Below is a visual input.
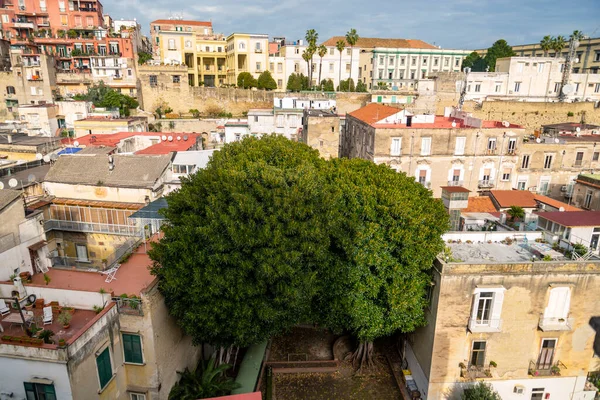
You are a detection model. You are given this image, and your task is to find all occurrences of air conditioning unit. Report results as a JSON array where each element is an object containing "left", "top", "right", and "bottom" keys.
[
  {"left": 513, "top": 386, "right": 525, "bottom": 394},
  {"left": 528, "top": 186, "right": 537, "bottom": 192}
]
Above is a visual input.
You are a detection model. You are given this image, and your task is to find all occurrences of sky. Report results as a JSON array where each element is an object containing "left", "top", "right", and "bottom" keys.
[{"left": 103, "top": 0, "right": 600, "bottom": 50}]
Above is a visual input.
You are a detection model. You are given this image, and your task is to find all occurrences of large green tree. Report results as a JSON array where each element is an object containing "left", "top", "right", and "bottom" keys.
[
  {"left": 551, "top": 35, "right": 567, "bottom": 58},
  {"left": 150, "top": 136, "right": 331, "bottom": 348},
  {"left": 73, "top": 82, "right": 138, "bottom": 117},
  {"left": 305, "top": 29, "right": 318, "bottom": 85},
  {"left": 483, "top": 39, "right": 516, "bottom": 71},
  {"left": 317, "top": 44, "right": 327, "bottom": 86},
  {"left": 461, "top": 51, "right": 488, "bottom": 72},
  {"left": 461, "top": 382, "right": 502, "bottom": 400},
  {"left": 237, "top": 72, "right": 257, "bottom": 89},
  {"left": 257, "top": 70, "right": 277, "bottom": 90},
  {"left": 315, "top": 158, "right": 448, "bottom": 369}
]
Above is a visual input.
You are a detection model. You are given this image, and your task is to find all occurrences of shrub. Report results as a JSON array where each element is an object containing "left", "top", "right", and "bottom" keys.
[
  {"left": 57, "top": 311, "right": 72, "bottom": 326},
  {"left": 189, "top": 109, "right": 200, "bottom": 118},
  {"left": 38, "top": 329, "right": 54, "bottom": 344},
  {"left": 567, "top": 111, "right": 574, "bottom": 117},
  {"left": 204, "top": 104, "right": 225, "bottom": 118}
]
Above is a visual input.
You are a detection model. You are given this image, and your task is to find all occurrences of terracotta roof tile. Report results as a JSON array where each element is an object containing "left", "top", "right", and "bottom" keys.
[
  {"left": 536, "top": 211, "right": 600, "bottom": 227},
  {"left": 348, "top": 103, "right": 400, "bottom": 125},
  {"left": 463, "top": 197, "right": 497, "bottom": 213},
  {"left": 533, "top": 194, "right": 580, "bottom": 212},
  {"left": 490, "top": 190, "right": 537, "bottom": 208},
  {"left": 320, "top": 37, "right": 437, "bottom": 49}
]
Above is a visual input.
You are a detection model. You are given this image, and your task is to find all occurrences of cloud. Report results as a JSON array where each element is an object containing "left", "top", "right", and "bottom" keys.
[{"left": 102, "top": 0, "right": 599, "bottom": 49}]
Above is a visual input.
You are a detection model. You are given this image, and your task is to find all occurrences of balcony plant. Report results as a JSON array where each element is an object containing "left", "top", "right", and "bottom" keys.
[
  {"left": 489, "top": 361, "right": 497, "bottom": 368},
  {"left": 58, "top": 338, "right": 66, "bottom": 347},
  {"left": 57, "top": 311, "right": 72, "bottom": 329},
  {"left": 551, "top": 365, "right": 561, "bottom": 376},
  {"left": 38, "top": 329, "right": 54, "bottom": 344}
]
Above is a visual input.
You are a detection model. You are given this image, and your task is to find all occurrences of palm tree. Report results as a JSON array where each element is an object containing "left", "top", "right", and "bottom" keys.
[
  {"left": 540, "top": 35, "right": 553, "bottom": 56},
  {"left": 507, "top": 205, "right": 525, "bottom": 222},
  {"left": 168, "top": 357, "right": 240, "bottom": 400},
  {"left": 305, "top": 29, "right": 318, "bottom": 86},
  {"left": 570, "top": 30, "right": 585, "bottom": 42},
  {"left": 335, "top": 39, "right": 346, "bottom": 91},
  {"left": 552, "top": 35, "right": 567, "bottom": 58},
  {"left": 317, "top": 44, "right": 327, "bottom": 89},
  {"left": 345, "top": 28, "right": 359, "bottom": 91},
  {"left": 302, "top": 48, "right": 311, "bottom": 88}
]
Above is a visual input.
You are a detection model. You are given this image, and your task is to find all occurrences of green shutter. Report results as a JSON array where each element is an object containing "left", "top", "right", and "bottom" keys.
[
  {"left": 43, "top": 383, "right": 57, "bottom": 400},
  {"left": 123, "top": 334, "right": 143, "bottom": 364},
  {"left": 96, "top": 348, "right": 112, "bottom": 389},
  {"left": 24, "top": 382, "right": 36, "bottom": 400}
]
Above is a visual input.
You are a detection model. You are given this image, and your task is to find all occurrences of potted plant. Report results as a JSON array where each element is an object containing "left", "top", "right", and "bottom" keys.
[
  {"left": 489, "top": 361, "right": 497, "bottom": 368},
  {"left": 1, "top": 335, "right": 12, "bottom": 342},
  {"left": 38, "top": 329, "right": 55, "bottom": 344},
  {"left": 58, "top": 338, "right": 66, "bottom": 347},
  {"left": 57, "top": 311, "right": 72, "bottom": 329},
  {"left": 551, "top": 365, "right": 561, "bottom": 376},
  {"left": 62, "top": 306, "right": 75, "bottom": 315},
  {"left": 31, "top": 338, "right": 44, "bottom": 346}
]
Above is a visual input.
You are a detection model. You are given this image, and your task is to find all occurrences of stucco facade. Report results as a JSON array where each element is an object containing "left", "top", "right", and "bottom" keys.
[
  {"left": 300, "top": 109, "right": 340, "bottom": 159},
  {"left": 225, "top": 33, "right": 269, "bottom": 86}
]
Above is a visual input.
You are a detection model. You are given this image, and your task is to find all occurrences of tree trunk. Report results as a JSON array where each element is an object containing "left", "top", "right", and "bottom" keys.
[
  {"left": 350, "top": 341, "right": 374, "bottom": 372},
  {"left": 338, "top": 53, "right": 342, "bottom": 91},
  {"left": 318, "top": 59, "right": 322, "bottom": 88},
  {"left": 348, "top": 47, "right": 352, "bottom": 91}
]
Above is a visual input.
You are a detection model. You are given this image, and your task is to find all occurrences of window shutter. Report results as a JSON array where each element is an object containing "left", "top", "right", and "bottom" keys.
[
  {"left": 96, "top": 348, "right": 112, "bottom": 389},
  {"left": 419, "top": 170, "right": 427, "bottom": 178},
  {"left": 544, "top": 287, "right": 571, "bottom": 319},
  {"left": 490, "top": 290, "right": 504, "bottom": 329},
  {"left": 43, "top": 384, "right": 57, "bottom": 400},
  {"left": 453, "top": 169, "right": 461, "bottom": 177},
  {"left": 123, "top": 334, "right": 143, "bottom": 364}
]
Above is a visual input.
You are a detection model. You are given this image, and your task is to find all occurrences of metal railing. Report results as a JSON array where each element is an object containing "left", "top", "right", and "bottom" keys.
[
  {"left": 447, "top": 180, "right": 464, "bottom": 187},
  {"left": 478, "top": 180, "right": 495, "bottom": 189},
  {"left": 468, "top": 318, "right": 502, "bottom": 332},
  {"left": 529, "top": 360, "right": 566, "bottom": 376},
  {"left": 538, "top": 316, "right": 574, "bottom": 331},
  {"left": 44, "top": 219, "right": 139, "bottom": 236},
  {"left": 460, "top": 365, "right": 491, "bottom": 380},
  {"left": 113, "top": 296, "right": 143, "bottom": 316}
]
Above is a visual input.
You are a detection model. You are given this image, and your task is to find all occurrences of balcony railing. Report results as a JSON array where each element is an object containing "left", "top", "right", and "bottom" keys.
[
  {"left": 468, "top": 318, "right": 502, "bottom": 333},
  {"left": 478, "top": 180, "right": 495, "bottom": 189},
  {"left": 538, "top": 315, "right": 574, "bottom": 331},
  {"left": 447, "top": 180, "right": 464, "bottom": 187},
  {"left": 44, "top": 219, "right": 139, "bottom": 236},
  {"left": 529, "top": 360, "right": 566, "bottom": 377},
  {"left": 506, "top": 149, "right": 517, "bottom": 155},
  {"left": 113, "top": 296, "right": 143, "bottom": 316},
  {"left": 460, "top": 365, "right": 491, "bottom": 380},
  {"left": 49, "top": 237, "right": 141, "bottom": 272}
]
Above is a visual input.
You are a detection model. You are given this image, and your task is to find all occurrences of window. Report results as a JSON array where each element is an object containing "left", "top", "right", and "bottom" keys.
[
  {"left": 474, "top": 83, "right": 481, "bottom": 92},
  {"left": 379, "top": 56, "right": 384, "bottom": 65},
  {"left": 514, "top": 82, "right": 521, "bottom": 92},
  {"left": 24, "top": 382, "right": 56, "bottom": 400},
  {"left": 507, "top": 138, "right": 517, "bottom": 154},
  {"left": 389, "top": 57, "right": 394, "bottom": 65},
  {"left": 6, "top": 86, "right": 15, "bottom": 95},
  {"left": 276, "top": 114, "right": 284, "bottom": 128},
  {"left": 539, "top": 178, "right": 550, "bottom": 195},
  {"left": 584, "top": 189, "right": 593, "bottom": 209},
  {"left": 390, "top": 138, "right": 402, "bottom": 156},
  {"left": 277, "top": 79, "right": 282, "bottom": 88},
  {"left": 172, "top": 75, "right": 180, "bottom": 84},
  {"left": 544, "top": 154, "right": 553, "bottom": 169},
  {"left": 277, "top": 63, "right": 283, "bottom": 73},
  {"left": 294, "top": 63, "right": 299, "bottom": 72},
  {"left": 400, "top": 57, "right": 405, "bottom": 66},
  {"left": 575, "top": 82, "right": 580, "bottom": 93},
  {"left": 130, "top": 393, "right": 146, "bottom": 400},
  {"left": 594, "top": 152, "right": 599, "bottom": 161},
  {"left": 96, "top": 347, "right": 113, "bottom": 390},
  {"left": 470, "top": 341, "right": 486, "bottom": 367},
  {"left": 346, "top": 63, "right": 350, "bottom": 73},
  {"left": 58, "top": 0, "right": 65, "bottom": 11},
  {"left": 168, "top": 39, "right": 176, "bottom": 50},
  {"left": 444, "top": 58, "right": 449, "bottom": 67},
  {"left": 455, "top": 137, "right": 466, "bottom": 156},
  {"left": 475, "top": 292, "right": 493, "bottom": 324},
  {"left": 433, "top": 58, "right": 439, "bottom": 66},
  {"left": 411, "top": 58, "right": 416, "bottom": 66},
  {"left": 537, "top": 339, "right": 557, "bottom": 370},
  {"left": 421, "top": 137, "right": 431, "bottom": 156},
  {"left": 501, "top": 168, "right": 511, "bottom": 181},
  {"left": 517, "top": 180, "right": 527, "bottom": 190},
  {"left": 596, "top": 52, "right": 600, "bottom": 62},
  {"left": 329, "top": 48, "right": 334, "bottom": 55},
  {"left": 538, "top": 63, "right": 544, "bottom": 73},
  {"left": 60, "top": 14, "right": 67, "bottom": 25},
  {"left": 76, "top": 244, "right": 88, "bottom": 262},
  {"left": 521, "top": 154, "right": 530, "bottom": 169},
  {"left": 469, "top": 288, "right": 504, "bottom": 331},
  {"left": 329, "top": 63, "right": 334, "bottom": 73},
  {"left": 410, "top": 70, "right": 415, "bottom": 79},
  {"left": 123, "top": 333, "right": 144, "bottom": 364},
  {"left": 418, "top": 169, "right": 427, "bottom": 185},
  {"left": 422, "top": 57, "right": 427, "bottom": 65},
  {"left": 517, "top": 62, "right": 524, "bottom": 73},
  {"left": 346, "top": 49, "right": 351, "bottom": 56},
  {"left": 255, "top": 42, "right": 261, "bottom": 51},
  {"left": 487, "top": 138, "right": 497, "bottom": 153},
  {"left": 495, "top": 82, "right": 502, "bottom": 92},
  {"left": 452, "top": 169, "right": 461, "bottom": 183},
  {"left": 256, "top": 62, "right": 261, "bottom": 71},
  {"left": 596, "top": 83, "right": 600, "bottom": 93},
  {"left": 149, "top": 75, "right": 157, "bottom": 87},
  {"left": 574, "top": 151, "right": 584, "bottom": 167},
  {"left": 455, "top": 59, "right": 460, "bottom": 67},
  {"left": 531, "top": 388, "right": 545, "bottom": 400},
  {"left": 238, "top": 42, "right": 245, "bottom": 50}
]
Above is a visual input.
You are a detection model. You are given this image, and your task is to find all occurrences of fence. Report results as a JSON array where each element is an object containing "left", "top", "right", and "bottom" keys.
[{"left": 50, "top": 237, "right": 141, "bottom": 271}]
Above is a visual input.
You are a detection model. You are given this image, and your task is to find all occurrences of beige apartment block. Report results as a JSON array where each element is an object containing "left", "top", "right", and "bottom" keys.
[
  {"left": 300, "top": 109, "right": 340, "bottom": 159},
  {"left": 268, "top": 55, "right": 286, "bottom": 90},
  {"left": 18, "top": 103, "right": 59, "bottom": 136},
  {"left": 10, "top": 50, "right": 57, "bottom": 105},
  {"left": 404, "top": 233, "right": 600, "bottom": 399},
  {"left": 226, "top": 33, "right": 269, "bottom": 86}
]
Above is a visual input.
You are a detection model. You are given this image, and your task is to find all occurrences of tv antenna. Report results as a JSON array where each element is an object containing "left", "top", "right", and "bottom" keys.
[
  {"left": 558, "top": 36, "right": 580, "bottom": 102},
  {"left": 457, "top": 67, "right": 470, "bottom": 111}
]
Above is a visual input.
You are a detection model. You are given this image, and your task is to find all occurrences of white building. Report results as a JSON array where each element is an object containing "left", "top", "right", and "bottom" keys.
[
  {"left": 464, "top": 57, "right": 600, "bottom": 102},
  {"left": 268, "top": 55, "right": 286, "bottom": 90},
  {"left": 282, "top": 40, "right": 360, "bottom": 88},
  {"left": 90, "top": 56, "right": 137, "bottom": 97},
  {"left": 224, "top": 121, "right": 250, "bottom": 143},
  {"left": 166, "top": 149, "right": 216, "bottom": 192}
]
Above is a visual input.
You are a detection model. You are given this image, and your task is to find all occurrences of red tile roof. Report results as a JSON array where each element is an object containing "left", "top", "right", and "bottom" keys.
[
  {"left": 348, "top": 103, "right": 400, "bottom": 125},
  {"left": 62, "top": 132, "right": 199, "bottom": 155},
  {"left": 151, "top": 19, "right": 212, "bottom": 27},
  {"left": 490, "top": 190, "right": 538, "bottom": 208},
  {"left": 204, "top": 394, "right": 262, "bottom": 400},
  {"left": 536, "top": 211, "right": 600, "bottom": 227},
  {"left": 463, "top": 197, "right": 497, "bottom": 213},
  {"left": 135, "top": 137, "right": 199, "bottom": 155},
  {"left": 441, "top": 186, "right": 470, "bottom": 193},
  {"left": 321, "top": 37, "right": 437, "bottom": 49},
  {"left": 533, "top": 194, "right": 580, "bottom": 212}
]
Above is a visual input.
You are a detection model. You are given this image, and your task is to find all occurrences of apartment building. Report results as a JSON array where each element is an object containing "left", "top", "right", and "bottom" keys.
[
  {"left": 403, "top": 231, "right": 600, "bottom": 399},
  {"left": 18, "top": 103, "right": 59, "bottom": 135},
  {"left": 10, "top": 50, "right": 56, "bottom": 105},
  {"left": 477, "top": 37, "right": 600, "bottom": 74},
  {"left": 573, "top": 174, "right": 600, "bottom": 211},
  {"left": 89, "top": 55, "right": 137, "bottom": 96},
  {"left": 268, "top": 55, "right": 286, "bottom": 90},
  {"left": 342, "top": 37, "right": 470, "bottom": 90},
  {"left": 149, "top": 19, "right": 227, "bottom": 87},
  {"left": 225, "top": 33, "right": 269, "bottom": 86},
  {"left": 0, "top": 133, "right": 62, "bottom": 161},
  {"left": 340, "top": 103, "right": 525, "bottom": 197},
  {"left": 464, "top": 57, "right": 600, "bottom": 102},
  {"left": 283, "top": 38, "right": 360, "bottom": 88},
  {"left": 300, "top": 108, "right": 340, "bottom": 159}
]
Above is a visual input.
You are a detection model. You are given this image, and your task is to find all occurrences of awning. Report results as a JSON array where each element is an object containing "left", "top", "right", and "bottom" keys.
[
  {"left": 128, "top": 198, "right": 168, "bottom": 220},
  {"left": 28, "top": 240, "right": 47, "bottom": 251}
]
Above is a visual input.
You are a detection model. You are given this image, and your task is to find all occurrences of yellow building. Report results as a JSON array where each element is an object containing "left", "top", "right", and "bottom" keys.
[{"left": 226, "top": 33, "right": 269, "bottom": 86}]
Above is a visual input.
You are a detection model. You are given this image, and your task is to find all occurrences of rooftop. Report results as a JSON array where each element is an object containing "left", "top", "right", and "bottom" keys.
[
  {"left": 490, "top": 190, "right": 537, "bottom": 208},
  {"left": 446, "top": 239, "right": 570, "bottom": 264},
  {"left": 29, "top": 240, "right": 155, "bottom": 296},
  {"left": 75, "top": 116, "right": 144, "bottom": 123},
  {"left": 44, "top": 154, "right": 172, "bottom": 189},
  {"left": 441, "top": 186, "right": 471, "bottom": 193},
  {"left": 0, "top": 189, "right": 21, "bottom": 212},
  {"left": 321, "top": 36, "right": 438, "bottom": 49},
  {"left": 52, "top": 197, "right": 144, "bottom": 210},
  {"left": 534, "top": 194, "right": 580, "bottom": 211},
  {"left": 536, "top": 211, "right": 600, "bottom": 227},
  {"left": 0, "top": 134, "right": 62, "bottom": 147},
  {"left": 135, "top": 134, "right": 200, "bottom": 155},
  {"left": 0, "top": 164, "right": 50, "bottom": 190},
  {"left": 76, "top": 146, "right": 117, "bottom": 155},
  {"left": 543, "top": 122, "right": 600, "bottom": 131},
  {"left": 463, "top": 196, "right": 497, "bottom": 213},
  {"left": 151, "top": 19, "right": 212, "bottom": 27}
]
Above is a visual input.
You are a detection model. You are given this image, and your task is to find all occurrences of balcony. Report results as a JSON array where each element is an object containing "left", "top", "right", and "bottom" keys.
[
  {"left": 44, "top": 219, "right": 139, "bottom": 236},
  {"left": 468, "top": 318, "right": 502, "bottom": 333},
  {"left": 529, "top": 360, "right": 566, "bottom": 377},
  {"left": 538, "top": 315, "right": 574, "bottom": 331},
  {"left": 113, "top": 296, "right": 143, "bottom": 316},
  {"left": 49, "top": 237, "right": 141, "bottom": 272},
  {"left": 13, "top": 22, "right": 34, "bottom": 29},
  {"left": 27, "top": 75, "right": 42, "bottom": 81},
  {"left": 447, "top": 180, "right": 464, "bottom": 187},
  {"left": 478, "top": 180, "right": 495, "bottom": 189},
  {"left": 254, "top": 48, "right": 263, "bottom": 53},
  {"left": 460, "top": 365, "right": 491, "bottom": 380},
  {"left": 506, "top": 149, "right": 517, "bottom": 156}
]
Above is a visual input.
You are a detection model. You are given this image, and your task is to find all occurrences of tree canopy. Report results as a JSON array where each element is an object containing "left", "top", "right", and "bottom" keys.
[
  {"left": 73, "top": 82, "right": 138, "bottom": 116},
  {"left": 461, "top": 51, "right": 488, "bottom": 72},
  {"left": 484, "top": 39, "right": 516, "bottom": 72},
  {"left": 286, "top": 73, "right": 309, "bottom": 92},
  {"left": 462, "top": 382, "right": 502, "bottom": 400},
  {"left": 319, "top": 79, "right": 335, "bottom": 92},
  {"left": 138, "top": 51, "right": 153, "bottom": 65},
  {"left": 257, "top": 70, "right": 277, "bottom": 90},
  {"left": 150, "top": 136, "right": 449, "bottom": 365},
  {"left": 237, "top": 72, "right": 257, "bottom": 89}
]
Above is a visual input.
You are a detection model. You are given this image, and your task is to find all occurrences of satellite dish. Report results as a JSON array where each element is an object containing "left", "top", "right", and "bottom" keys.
[
  {"left": 562, "top": 84, "right": 575, "bottom": 95},
  {"left": 177, "top": 136, "right": 181, "bottom": 141},
  {"left": 168, "top": 136, "right": 173, "bottom": 142},
  {"left": 8, "top": 178, "right": 18, "bottom": 188},
  {"left": 536, "top": 138, "right": 541, "bottom": 143},
  {"left": 35, "top": 153, "right": 43, "bottom": 160},
  {"left": 11, "top": 128, "right": 18, "bottom": 133},
  {"left": 576, "top": 127, "right": 581, "bottom": 133},
  {"left": 0, "top": 182, "right": 4, "bottom": 190},
  {"left": 559, "top": 207, "right": 565, "bottom": 212},
  {"left": 27, "top": 174, "right": 36, "bottom": 183},
  {"left": 42, "top": 155, "right": 50, "bottom": 163},
  {"left": 73, "top": 140, "right": 80, "bottom": 147},
  {"left": 451, "top": 121, "right": 457, "bottom": 128},
  {"left": 502, "top": 121, "right": 510, "bottom": 127},
  {"left": 554, "top": 138, "right": 560, "bottom": 143},
  {"left": 161, "top": 135, "right": 167, "bottom": 141},
  {"left": 183, "top": 135, "right": 188, "bottom": 141}
]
